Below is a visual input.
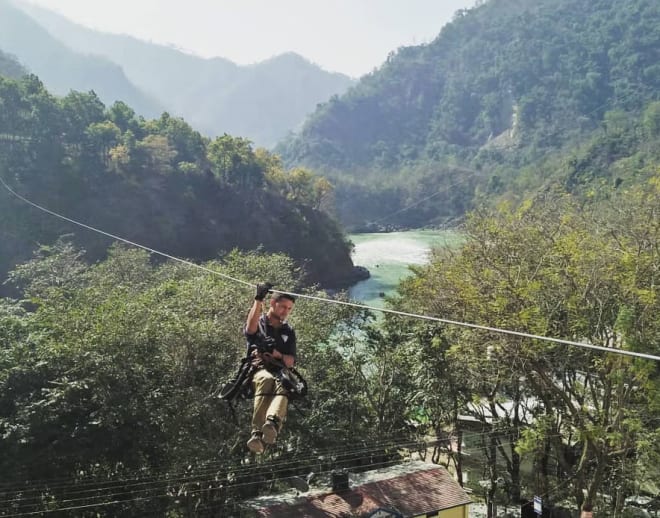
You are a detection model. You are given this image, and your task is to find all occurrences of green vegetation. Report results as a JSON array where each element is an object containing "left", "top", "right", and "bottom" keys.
[
  {"left": 1, "top": 0, "right": 659, "bottom": 515},
  {"left": 0, "top": 244, "right": 376, "bottom": 516},
  {"left": 2, "top": 180, "right": 658, "bottom": 515},
  {"left": 278, "top": 0, "right": 660, "bottom": 229},
  {"left": 0, "top": 73, "right": 358, "bottom": 289},
  {"left": 390, "top": 175, "right": 660, "bottom": 514}
]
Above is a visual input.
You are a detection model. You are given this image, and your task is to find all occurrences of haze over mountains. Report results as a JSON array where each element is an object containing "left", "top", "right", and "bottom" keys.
[
  {"left": 282, "top": 0, "right": 660, "bottom": 170},
  {"left": 1, "top": 0, "right": 354, "bottom": 147},
  {"left": 0, "top": 48, "right": 26, "bottom": 79},
  {"left": 3, "top": 0, "right": 659, "bottom": 236},
  {"left": 0, "top": 0, "right": 164, "bottom": 118}
]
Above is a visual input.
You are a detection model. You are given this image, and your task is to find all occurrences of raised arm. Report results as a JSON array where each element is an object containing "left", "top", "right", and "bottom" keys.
[
  {"left": 246, "top": 283, "right": 272, "bottom": 334},
  {"left": 246, "top": 299, "right": 262, "bottom": 335}
]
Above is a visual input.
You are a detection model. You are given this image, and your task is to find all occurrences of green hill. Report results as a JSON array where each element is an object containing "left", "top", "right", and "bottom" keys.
[
  {"left": 0, "top": 74, "right": 363, "bottom": 291},
  {"left": 14, "top": 1, "right": 355, "bottom": 148},
  {"left": 277, "top": 0, "right": 660, "bottom": 228}
]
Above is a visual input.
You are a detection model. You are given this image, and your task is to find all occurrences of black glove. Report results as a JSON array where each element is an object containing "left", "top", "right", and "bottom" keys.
[{"left": 254, "top": 282, "right": 274, "bottom": 301}]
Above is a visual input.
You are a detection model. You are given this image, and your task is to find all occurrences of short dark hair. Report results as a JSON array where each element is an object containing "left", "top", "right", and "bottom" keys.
[{"left": 272, "top": 292, "right": 296, "bottom": 303}]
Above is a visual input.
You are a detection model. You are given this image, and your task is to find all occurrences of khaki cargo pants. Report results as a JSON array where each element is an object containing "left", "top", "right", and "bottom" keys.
[{"left": 251, "top": 368, "right": 288, "bottom": 433}]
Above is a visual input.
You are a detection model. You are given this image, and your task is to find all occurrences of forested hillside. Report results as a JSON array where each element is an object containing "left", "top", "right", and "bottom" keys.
[
  {"left": 1, "top": 2, "right": 659, "bottom": 514},
  {"left": 13, "top": 1, "right": 355, "bottom": 148},
  {"left": 1, "top": 172, "right": 658, "bottom": 517},
  {"left": 0, "top": 74, "right": 361, "bottom": 289},
  {"left": 0, "top": 0, "right": 163, "bottom": 118},
  {"left": 278, "top": 0, "right": 660, "bottom": 228}
]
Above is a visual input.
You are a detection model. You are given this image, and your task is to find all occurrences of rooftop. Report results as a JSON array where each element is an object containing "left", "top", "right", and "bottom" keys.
[{"left": 247, "top": 460, "right": 472, "bottom": 518}]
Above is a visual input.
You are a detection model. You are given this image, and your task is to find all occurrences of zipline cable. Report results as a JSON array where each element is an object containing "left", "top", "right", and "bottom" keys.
[
  {"left": 0, "top": 176, "right": 252, "bottom": 288},
  {"left": 368, "top": 169, "right": 477, "bottom": 225},
  {"left": 275, "top": 289, "right": 660, "bottom": 362},
  {"left": 1, "top": 175, "right": 659, "bottom": 362}
]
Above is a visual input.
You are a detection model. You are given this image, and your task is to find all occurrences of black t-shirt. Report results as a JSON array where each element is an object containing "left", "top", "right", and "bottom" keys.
[{"left": 245, "top": 314, "right": 297, "bottom": 358}]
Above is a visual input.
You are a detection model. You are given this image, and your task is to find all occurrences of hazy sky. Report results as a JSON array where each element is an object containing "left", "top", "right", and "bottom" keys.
[{"left": 23, "top": 0, "right": 476, "bottom": 77}]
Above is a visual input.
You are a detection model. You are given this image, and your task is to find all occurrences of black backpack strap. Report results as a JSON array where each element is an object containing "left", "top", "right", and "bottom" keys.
[{"left": 219, "top": 356, "right": 255, "bottom": 401}]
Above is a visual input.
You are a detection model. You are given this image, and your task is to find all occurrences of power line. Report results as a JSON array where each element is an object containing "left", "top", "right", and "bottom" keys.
[
  {"left": 1, "top": 175, "right": 658, "bottom": 362},
  {"left": 0, "top": 428, "right": 563, "bottom": 497},
  {"left": 0, "top": 446, "right": 424, "bottom": 515},
  {"left": 1, "top": 433, "right": 570, "bottom": 515},
  {"left": 0, "top": 434, "right": 427, "bottom": 495}
]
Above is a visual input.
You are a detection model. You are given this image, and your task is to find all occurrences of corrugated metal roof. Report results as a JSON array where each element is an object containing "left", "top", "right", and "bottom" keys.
[{"left": 256, "top": 463, "right": 471, "bottom": 518}]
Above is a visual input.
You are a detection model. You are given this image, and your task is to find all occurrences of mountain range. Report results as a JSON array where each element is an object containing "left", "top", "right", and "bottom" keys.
[
  {"left": 1, "top": 0, "right": 354, "bottom": 147},
  {"left": 0, "top": 48, "right": 27, "bottom": 79},
  {"left": 4, "top": 0, "right": 660, "bottom": 235},
  {"left": 0, "top": 0, "right": 164, "bottom": 118},
  {"left": 276, "top": 0, "right": 660, "bottom": 228}
]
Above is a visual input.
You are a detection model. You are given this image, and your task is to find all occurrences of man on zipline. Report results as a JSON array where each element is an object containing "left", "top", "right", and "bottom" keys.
[{"left": 244, "top": 283, "right": 297, "bottom": 454}]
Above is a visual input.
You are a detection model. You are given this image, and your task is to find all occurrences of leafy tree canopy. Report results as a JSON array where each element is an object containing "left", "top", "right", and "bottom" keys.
[{"left": 0, "top": 74, "right": 360, "bottom": 291}]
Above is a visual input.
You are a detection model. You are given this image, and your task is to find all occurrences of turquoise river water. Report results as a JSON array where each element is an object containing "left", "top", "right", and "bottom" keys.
[{"left": 347, "top": 230, "right": 462, "bottom": 307}]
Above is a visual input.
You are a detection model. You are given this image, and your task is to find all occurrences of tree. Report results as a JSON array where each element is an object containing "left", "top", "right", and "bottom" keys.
[
  {"left": 314, "top": 176, "right": 334, "bottom": 211},
  {"left": 60, "top": 90, "right": 106, "bottom": 144},
  {"left": 85, "top": 121, "right": 121, "bottom": 166},
  {"left": 207, "top": 134, "right": 263, "bottom": 189},
  {"left": 107, "top": 101, "right": 143, "bottom": 137},
  {"left": 147, "top": 112, "right": 206, "bottom": 164},
  {"left": 0, "top": 243, "right": 373, "bottom": 515},
  {"left": 396, "top": 187, "right": 660, "bottom": 514},
  {"left": 137, "top": 134, "right": 177, "bottom": 175},
  {"left": 642, "top": 101, "right": 660, "bottom": 138}
]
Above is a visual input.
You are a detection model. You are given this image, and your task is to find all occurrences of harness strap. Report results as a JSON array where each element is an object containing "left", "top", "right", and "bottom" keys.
[
  {"left": 253, "top": 392, "right": 289, "bottom": 398},
  {"left": 219, "top": 356, "right": 255, "bottom": 401},
  {"left": 258, "top": 317, "right": 268, "bottom": 338}
]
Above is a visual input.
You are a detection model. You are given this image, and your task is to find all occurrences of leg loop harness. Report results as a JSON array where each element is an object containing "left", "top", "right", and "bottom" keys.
[{"left": 219, "top": 356, "right": 308, "bottom": 403}]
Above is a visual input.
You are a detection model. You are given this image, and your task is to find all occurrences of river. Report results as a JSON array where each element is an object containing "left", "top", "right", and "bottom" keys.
[{"left": 348, "top": 230, "right": 462, "bottom": 307}]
